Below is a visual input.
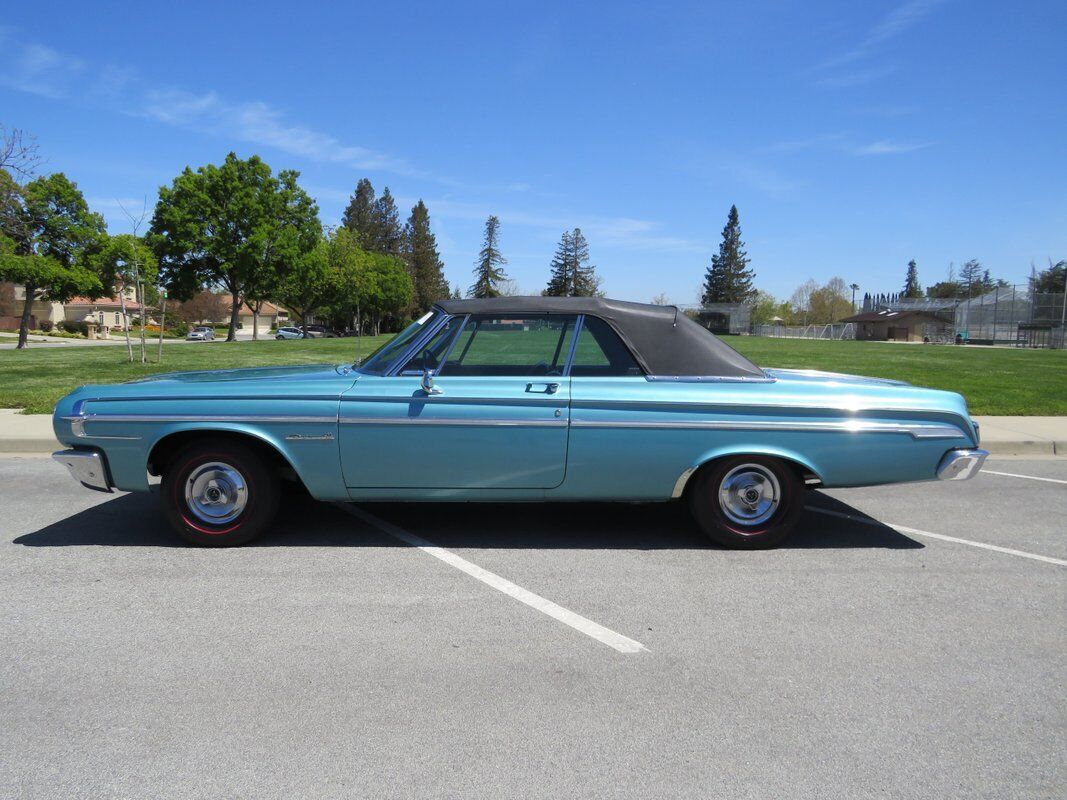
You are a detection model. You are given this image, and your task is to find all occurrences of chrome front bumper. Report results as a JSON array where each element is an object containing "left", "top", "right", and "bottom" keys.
[
  {"left": 53, "top": 449, "right": 113, "bottom": 492},
  {"left": 936, "top": 448, "right": 989, "bottom": 481}
]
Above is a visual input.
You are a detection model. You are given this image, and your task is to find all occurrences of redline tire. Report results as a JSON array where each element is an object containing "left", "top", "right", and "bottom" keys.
[
  {"left": 688, "top": 456, "right": 804, "bottom": 549},
  {"left": 161, "top": 440, "right": 279, "bottom": 547}
]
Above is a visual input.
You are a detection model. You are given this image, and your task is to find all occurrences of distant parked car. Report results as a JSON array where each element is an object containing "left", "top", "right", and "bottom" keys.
[
  {"left": 275, "top": 327, "right": 304, "bottom": 340},
  {"left": 302, "top": 325, "right": 337, "bottom": 338},
  {"left": 186, "top": 326, "right": 215, "bottom": 341}
]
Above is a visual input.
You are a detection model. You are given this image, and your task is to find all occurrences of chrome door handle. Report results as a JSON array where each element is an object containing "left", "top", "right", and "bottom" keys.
[{"left": 526, "top": 382, "right": 559, "bottom": 394}]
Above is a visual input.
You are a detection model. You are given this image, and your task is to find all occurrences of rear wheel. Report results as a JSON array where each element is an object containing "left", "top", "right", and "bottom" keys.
[
  {"left": 688, "top": 456, "right": 804, "bottom": 549},
  {"left": 161, "top": 440, "right": 279, "bottom": 546}
]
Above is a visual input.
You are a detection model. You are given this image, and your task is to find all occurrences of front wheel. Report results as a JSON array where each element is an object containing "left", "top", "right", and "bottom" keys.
[
  {"left": 161, "top": 441, "right": 279, "bottom": 546},
  {"left": 688, "top": 456, "right": 804, "bottom": 549}
]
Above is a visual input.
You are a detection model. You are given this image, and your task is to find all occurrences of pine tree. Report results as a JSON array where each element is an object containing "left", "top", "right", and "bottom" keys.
[
  {"left": 369, "top": 187, "right": 403, "bottom": 257},
  {"left": 959, "top": 259, "right": 983, "bottom": 296},
  {"left": 469, "top": 215, "right": 508, "bottom": 298},
  {"left": 544, "top": 228, "right": 600, "bottom": 297},
  {"left": 403, "top": 200, "right": 447, "bottom": 314},
  {"left": 903, "top": 259, "right": 922, "bottom": 298},
  {"left": 451, "top": 283, "right": 463, "bottom": 300},
  {"left": 701, "top": 205, "right": 755, "bottom": 305},
  {"left": 341, "top": 178, "right": 375, "bottom": 244},
  {"left": 569, "top": 228, "right": 600, "bottom": 296},
  {"left": 544, "top": 230, "right": 574, "bottom": 296}
]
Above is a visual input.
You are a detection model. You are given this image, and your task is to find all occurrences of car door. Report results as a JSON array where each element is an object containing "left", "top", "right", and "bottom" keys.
[{"left": 339, "top": 314, "right": 577, "bottom": 489}]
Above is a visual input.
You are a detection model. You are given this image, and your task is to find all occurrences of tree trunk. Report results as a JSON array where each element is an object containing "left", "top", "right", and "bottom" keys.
[
  {"left": 136, "top": 280, "right": 147, "bottom": 364},
  {"left": 119, "top": 282, "right": 133, "bottom": 362},
  {"left": 252, "top": 308, "right": 259, "bottom": 340},
  {"left": 228, "top": 292, "right": 240, "bottom": 342},
  {"left": 16, "top": 283, "right": 35, "bottom": 349},
  {"left": 301, "top": 312, "right": 308, "bottom": 338},
  {"left": 157, "top": 295, "right": 166, "bottom": 362}
]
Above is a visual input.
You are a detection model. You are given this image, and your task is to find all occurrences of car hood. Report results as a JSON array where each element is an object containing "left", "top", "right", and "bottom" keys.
[{"left": 128, "top": 364, "right": 351, "bottom": 384}]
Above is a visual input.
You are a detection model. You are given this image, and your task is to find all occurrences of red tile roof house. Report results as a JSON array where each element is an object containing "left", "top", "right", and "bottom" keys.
[{"left": 1, "top": 283, "right": 143, "bottom": 336}]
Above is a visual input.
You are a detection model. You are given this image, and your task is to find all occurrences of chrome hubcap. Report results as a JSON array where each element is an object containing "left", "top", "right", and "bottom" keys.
[
  {"left": 718, "top": 464, "right": 781, "bottom": 527},
  {"left": 184, "top": 462, "right": 248, "bottom": 525}
]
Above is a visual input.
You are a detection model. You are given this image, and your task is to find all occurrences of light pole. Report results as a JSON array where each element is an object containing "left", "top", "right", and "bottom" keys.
[{"left": 850, "top": 283, "right": 860, "bottom": 313}]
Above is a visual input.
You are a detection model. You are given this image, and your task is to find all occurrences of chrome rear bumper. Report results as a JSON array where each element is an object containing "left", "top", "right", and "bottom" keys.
[
  {"left": 53, "top": 449, "right": 113, "bottom": 492},
  {"left": 936, "top": 448, "right": 989, "bottom": 481}
]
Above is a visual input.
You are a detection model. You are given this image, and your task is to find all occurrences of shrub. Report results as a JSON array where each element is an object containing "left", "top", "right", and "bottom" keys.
[
  {"left": 60, "top": 321, "right": 89, "bottom": 336},
  {"left": 39, "top": 320, "right": 54, "bottom": 332}
]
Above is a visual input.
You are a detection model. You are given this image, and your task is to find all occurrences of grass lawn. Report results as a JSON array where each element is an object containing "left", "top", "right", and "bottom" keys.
[
  {"left": 0, "top": 337, "right": 392, "bottom": 415},
  {"left": 0, "top": 334, "right": 1063, "bottom": 416}
]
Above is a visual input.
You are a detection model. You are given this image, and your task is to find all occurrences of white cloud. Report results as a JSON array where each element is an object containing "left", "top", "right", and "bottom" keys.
[
  {"left": 814, "top": 0, "right": 945, "bottom": 86},
  {"left": 392, "top": 197, "right": 703, "bottom": 252},
  {"left": 0, "top": 40, "right": 85, "bottom": 99},
  {"left": 851, "top": 140, "right": 931, "bottom": 155}
]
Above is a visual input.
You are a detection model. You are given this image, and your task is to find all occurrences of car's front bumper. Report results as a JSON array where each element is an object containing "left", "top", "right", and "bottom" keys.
[
  {"left": 937, "top": 448, "right": 989, "bottom": 481},
  {"left": 53, "top": 449, "right": 113, "bottom": 492}
]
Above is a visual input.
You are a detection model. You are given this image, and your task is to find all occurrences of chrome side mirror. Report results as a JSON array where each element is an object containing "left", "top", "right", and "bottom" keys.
[{"left": 420, "top": 368, "right": 442, "bottom": 395}]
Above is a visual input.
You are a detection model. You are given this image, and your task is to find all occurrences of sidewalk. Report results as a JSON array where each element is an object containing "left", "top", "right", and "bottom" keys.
[{"left": 1, "top": 408, "right": 1063, "bottom": 456}]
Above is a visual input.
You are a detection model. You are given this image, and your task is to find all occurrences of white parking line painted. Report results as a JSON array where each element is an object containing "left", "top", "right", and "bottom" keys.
[
  {"left": 338, "top": 504, "right": 648, "bottom": 654},
  {"left": 807, "top": 506, "right": 1067, "bottom": 567},
  {"left": 981, "top": 469, "right": 1067, "bottom": 486}
]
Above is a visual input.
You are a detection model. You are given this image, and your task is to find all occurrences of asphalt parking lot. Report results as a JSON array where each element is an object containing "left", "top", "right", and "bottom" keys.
[{"left": 1, "top": 456, "right": 1064, "bottom": 799}]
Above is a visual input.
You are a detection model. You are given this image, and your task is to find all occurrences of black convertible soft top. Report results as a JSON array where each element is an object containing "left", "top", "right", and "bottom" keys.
[{"left": 435, "top": 296, "right": 765, "bottom": 379}]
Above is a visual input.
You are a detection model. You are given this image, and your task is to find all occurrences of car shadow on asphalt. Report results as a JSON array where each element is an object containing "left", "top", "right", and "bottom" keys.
[{"left": 12, "top": 489, "right": 922, "bottom": 550}]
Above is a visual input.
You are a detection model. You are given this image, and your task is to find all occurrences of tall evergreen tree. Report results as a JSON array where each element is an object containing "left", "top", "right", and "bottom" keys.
[
  {"left": 902, "top": 259, "right": 922, "bottom": 298},
  {"left": 701, "top": 205, "right": 755, "bottom": 305},
  {"left": 341, "top": 178, "right": 375, "bottom": 244},
  {"left": 959, "top": 259, "right": 983, "bottom": 296},
  {"left": 369, "top": 187, "right": 403, "bottom": 257},
  {"left": 403, "top": 200, "right": 447, "bottom": 313},
  {"left": 469, "top": 215, "right": 508, "bottom": 298},
  {"left": 544, "top": 230, "right": 573, "bottom": 297},
  {"left": 544, "top": 228, "right": 600, "bottom": 297}
]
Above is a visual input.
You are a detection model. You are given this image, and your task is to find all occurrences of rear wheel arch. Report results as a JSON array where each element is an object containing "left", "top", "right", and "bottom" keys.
[{"left": 676, "top": 450, "right": 821, "bottom": 500}]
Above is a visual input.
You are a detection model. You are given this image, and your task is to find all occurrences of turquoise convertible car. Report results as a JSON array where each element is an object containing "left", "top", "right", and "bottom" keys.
[{"left": 52, "top": 297, "right": 987, "bottom": 548}]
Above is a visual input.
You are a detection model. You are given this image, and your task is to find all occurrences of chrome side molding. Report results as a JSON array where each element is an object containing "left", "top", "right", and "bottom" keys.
[
  {"left": 52, "top": 449, "right": 113, "bottom": 493},
  {"left": 936, "top": 448, "right": 989, "bottom": 481}
]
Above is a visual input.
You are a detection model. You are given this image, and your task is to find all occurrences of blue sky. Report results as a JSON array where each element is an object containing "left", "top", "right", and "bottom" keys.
[{"left": 1, "top": 0, "right": 1064, "bottom": 303}]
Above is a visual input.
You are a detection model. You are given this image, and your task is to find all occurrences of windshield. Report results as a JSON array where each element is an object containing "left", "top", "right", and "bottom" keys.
[{"left": 356, "top": 311, "right": 438, "bottom": 374}]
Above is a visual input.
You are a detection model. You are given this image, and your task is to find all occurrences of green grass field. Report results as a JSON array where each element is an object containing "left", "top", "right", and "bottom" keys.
[{"left": 0, "top": 335, "right": 1063, "bottom": 415}]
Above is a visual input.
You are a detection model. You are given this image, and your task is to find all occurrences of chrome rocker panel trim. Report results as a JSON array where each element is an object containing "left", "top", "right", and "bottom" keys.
[
  {"left": 53, "top": 449, "right": 113, "bottom": 493},
  {"left": 936, "top": 448, "right": 989, "bottom": 481}
]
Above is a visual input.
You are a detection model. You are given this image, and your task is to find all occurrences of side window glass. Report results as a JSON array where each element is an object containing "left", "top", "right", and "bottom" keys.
[
  {"left": 439, "top": 315, "right": 577, "bottom": 377},
  {"left": 570, "top": 316, "right": 643, "bottom": 377},
  {"left": 398, "top": 316, "right": 464, "bottom": 374}
]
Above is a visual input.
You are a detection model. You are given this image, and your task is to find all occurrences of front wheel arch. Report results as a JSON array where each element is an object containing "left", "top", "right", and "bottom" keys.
[{"left": 147, "top": 429, "right": 302, "bottom": 488}]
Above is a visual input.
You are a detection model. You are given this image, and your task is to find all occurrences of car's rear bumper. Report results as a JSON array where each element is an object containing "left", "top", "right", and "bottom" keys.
[
  {"left": 937, "top": 448, "right": 988, "bottom": 481},
  {"left": 53, "top": 449, "right": 113, "bottom": 492}
]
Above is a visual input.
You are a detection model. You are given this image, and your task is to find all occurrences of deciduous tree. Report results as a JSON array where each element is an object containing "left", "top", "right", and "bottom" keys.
[
  {"left": 0, "top": 170, "right": 105, "bottom": 347},
  {"left": 148, "top": 153, "right": 321, "bottom": 342},
  {"left": 92, "top": 234, "right": 158, "bottom": 360}
]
